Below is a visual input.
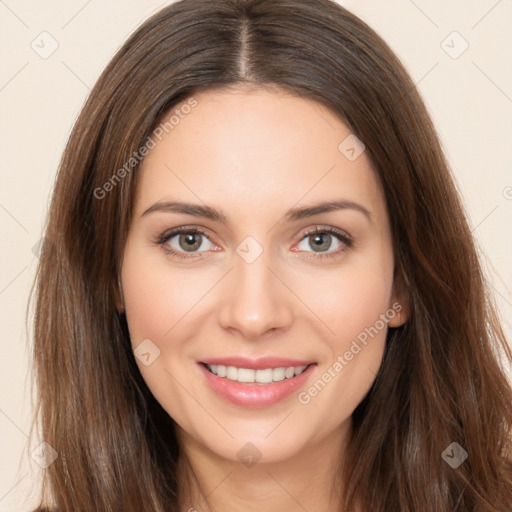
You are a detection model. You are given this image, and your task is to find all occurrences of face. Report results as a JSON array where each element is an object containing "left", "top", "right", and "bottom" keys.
[{"left": 120, "top": 86, "right": 406, "bottom": 465}]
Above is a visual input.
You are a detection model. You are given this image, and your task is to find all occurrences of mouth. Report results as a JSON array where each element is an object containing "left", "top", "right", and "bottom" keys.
[
  {"left": 197, "top": 359, "right": 318, "bottom": 407},
  {"left": 202, "top": 362, "right": 313, "bottom": 384}
]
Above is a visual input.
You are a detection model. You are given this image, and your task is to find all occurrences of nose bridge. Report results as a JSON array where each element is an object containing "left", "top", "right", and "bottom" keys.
[{"left": 218, "top": 236, "right": 293, "bottom": 339}]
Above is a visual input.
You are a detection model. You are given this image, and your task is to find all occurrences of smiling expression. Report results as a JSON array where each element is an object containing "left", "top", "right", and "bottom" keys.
[{"left": 120, "top": 85, "right": 406, "bottom": 464}]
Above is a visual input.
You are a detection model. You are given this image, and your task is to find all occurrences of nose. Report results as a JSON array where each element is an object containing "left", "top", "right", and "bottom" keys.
[{"left": 217, "top": 248, "right": 294, "bottom": 340}]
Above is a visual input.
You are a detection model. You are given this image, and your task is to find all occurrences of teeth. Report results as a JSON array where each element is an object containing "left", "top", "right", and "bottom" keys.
[
  {"left": 255, "top": 368, "right": 273, "bottom": 383},
  {"left": 295, "top": 365, "right": 307, "bottom": 376},
  {"left": 205, "top": 364, "right": 309, "bottom": 383},
  {"left": 226, "top": 366, "right": 238, "bottom": 380},
  {"left": 237, "top": 368, "right": 255, "bottom": 383},
  {"left": 273, "top": 367, "right": 285, "bottom": 382}
]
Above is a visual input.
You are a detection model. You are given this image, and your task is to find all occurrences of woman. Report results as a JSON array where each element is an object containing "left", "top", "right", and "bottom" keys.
[{"left": 29, "top": 0, "right": 512, "bottom": 510}]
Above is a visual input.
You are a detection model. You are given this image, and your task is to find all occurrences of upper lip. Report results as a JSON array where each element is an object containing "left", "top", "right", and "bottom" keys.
[{"left": 199, "top": 356, "right": 316, "bottom": 370}]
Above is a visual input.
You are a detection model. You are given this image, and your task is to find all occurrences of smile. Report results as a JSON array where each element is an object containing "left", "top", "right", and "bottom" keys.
[
  {"left": 198, "top": 360, "right": 317, "bottom": 407},
  {"left": 205, "top": 364, "right": 309, "bottom": 384}
]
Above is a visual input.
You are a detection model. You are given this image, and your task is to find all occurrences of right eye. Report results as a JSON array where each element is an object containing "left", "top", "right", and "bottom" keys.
[{"left": 157, "top": 227, "right": 217, "bottom": 260}]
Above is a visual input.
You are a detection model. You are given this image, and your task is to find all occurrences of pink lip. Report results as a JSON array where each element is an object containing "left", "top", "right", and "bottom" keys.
[
  {"left": 199, "top": 356, "right": 315, "bottom": 370},
  {"left": 198, "top": 361, "right": 317, "bottom": 408}
]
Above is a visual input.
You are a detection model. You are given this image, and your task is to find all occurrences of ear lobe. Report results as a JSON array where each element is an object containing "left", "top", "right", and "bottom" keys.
[
  {"left": 388, "top": 268, "right": 410, "bottom": 327},
  {"left": 114, "top": 276, "right": 125, "bottom": 314}
]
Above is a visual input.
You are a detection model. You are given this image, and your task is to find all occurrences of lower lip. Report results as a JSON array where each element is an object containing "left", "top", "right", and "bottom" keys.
[{"left": 198, "top": 363, "right": 317, "bottom": 408}]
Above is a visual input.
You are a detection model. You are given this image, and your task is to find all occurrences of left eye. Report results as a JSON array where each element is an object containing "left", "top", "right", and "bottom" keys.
[{"left": 297, "top": 230, "right": 344, "bottom": 254}]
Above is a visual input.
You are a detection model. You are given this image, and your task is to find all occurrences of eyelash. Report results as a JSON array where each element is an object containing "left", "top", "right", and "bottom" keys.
[{"left": 156, "top": 225, "right": 354, "bottom": 261}]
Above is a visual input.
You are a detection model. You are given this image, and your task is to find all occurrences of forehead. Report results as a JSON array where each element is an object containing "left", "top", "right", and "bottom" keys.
[{"left": 135, "top": 87, "right": 386, "bottom": 223}]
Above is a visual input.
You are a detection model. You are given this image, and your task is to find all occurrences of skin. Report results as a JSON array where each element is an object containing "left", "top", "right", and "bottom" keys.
[{"left": 119, "top": 85, "right": 408, "bottom": 512}]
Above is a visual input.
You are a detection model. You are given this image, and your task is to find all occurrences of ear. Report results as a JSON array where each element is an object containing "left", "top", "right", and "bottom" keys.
[
  {"left": 114, "top": 275, "right": 125, "bottom": 314},
  {"left": 387, "top": 266, "right": 410, "bottom": 328}
]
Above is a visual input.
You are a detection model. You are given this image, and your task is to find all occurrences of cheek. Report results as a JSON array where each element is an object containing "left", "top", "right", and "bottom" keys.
[
  {"left": 334, "top": 271, "right": 392, "bottom": 344},
  {"left": 121, "top": 245, "right": 209, "bottom": 344},
  {"left": 120, "top": 246, "right": 204, "bottom": 426},
  {"left": 296, "top": 275, "right": 392, "bottom": 428},
  {"left": 294, "top": 251, "right": 395, "bottom": 346},
  {"left": 293, "top": 251, "right": 394, "bottom": 410}
]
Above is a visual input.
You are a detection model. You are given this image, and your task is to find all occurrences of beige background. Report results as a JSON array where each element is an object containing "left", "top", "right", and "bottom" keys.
[{"left": 1, "top": 0, "right": 511, "bottom": 509}]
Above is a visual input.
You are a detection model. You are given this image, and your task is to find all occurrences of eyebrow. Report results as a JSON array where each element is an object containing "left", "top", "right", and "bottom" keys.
[{"left": 141, "top": 199, "right": 372, "bottom": 224}]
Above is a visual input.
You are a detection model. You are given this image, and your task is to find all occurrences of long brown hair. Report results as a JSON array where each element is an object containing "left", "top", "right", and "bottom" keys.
[{"left": 28, "top": 0, "right": 512, "bottom": 510}]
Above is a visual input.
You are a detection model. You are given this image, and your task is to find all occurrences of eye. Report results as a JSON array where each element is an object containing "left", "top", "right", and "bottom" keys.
[
  {"left": 157, "top": 227, "right": 216, "bottom": 260},
  {"left": 295, "top": 226, "right": 353, "bottom": 259}
]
